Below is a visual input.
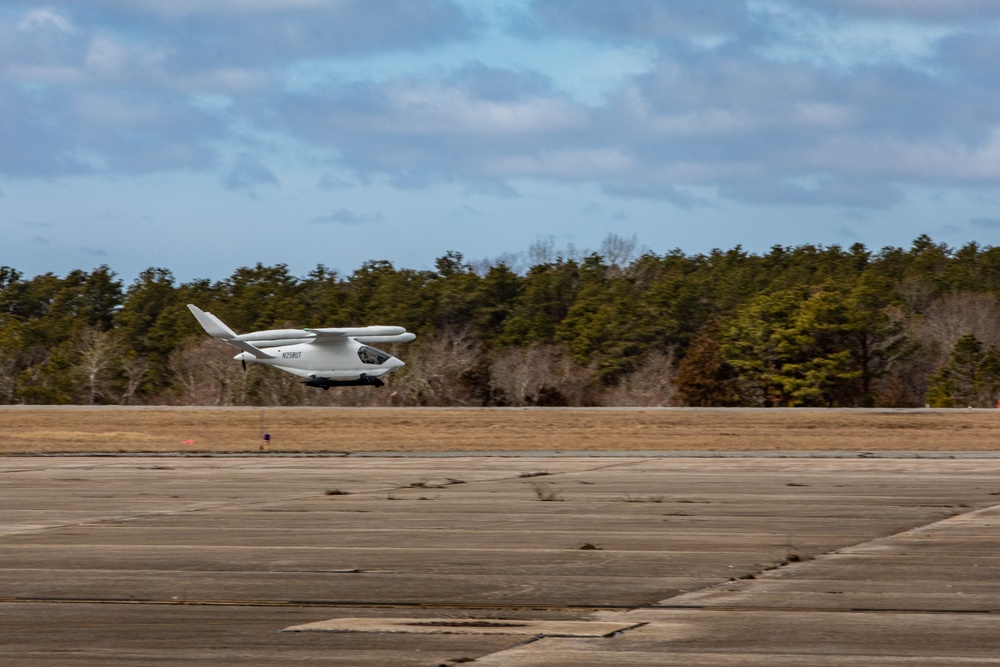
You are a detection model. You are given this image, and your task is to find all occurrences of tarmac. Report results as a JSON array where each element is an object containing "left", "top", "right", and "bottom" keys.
[{"left": 1, "top": 454, "right": 998, "bottom": 666}]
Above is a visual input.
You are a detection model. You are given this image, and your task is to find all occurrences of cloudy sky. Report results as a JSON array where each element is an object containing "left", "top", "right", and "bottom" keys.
[{"left": 4, "top": 0, "right": 1000, "bottom": 282}]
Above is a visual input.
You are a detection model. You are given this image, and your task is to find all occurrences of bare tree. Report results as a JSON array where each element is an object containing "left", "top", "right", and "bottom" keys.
[
  {"left": 490, "top": 344, "right": 593, "bottom": 406},
  {"left": 253, "top": 365, "right": 313, "bottom": 406},
  {"left": 75, "top": 327, "right": 121, "bottom": 405},
  {"left": 468, "top": 252, "right": 525, "bottom": 276},
  {"left": 119, "top": 352, "right": 150, "bottom": 406},
  {"left": 386, "top": 330, "right": 485, "bottom": 406},
  {"left": 527, "top": 236, "right": 559, "bottom": 266},
  {"left": 0, "top": 351, "right": 18, "bottom": 404},
  {"left": 603, "top": 350, "right": 678, "bottom": 406},
  {"left": 167, "top": 340, "right": 201, "bottom": 404},
  {"left": 915, "top": 292, "right": 1000, "bottom": 353},
  {"left": 168, "top": 338, "right": 251, "bottom": 405},
  {"left": 881, "top": 293, "right": 1000, "bottom": 406},
  {"left": 600, "top": 232, "right": 647, "bottom": 277}
]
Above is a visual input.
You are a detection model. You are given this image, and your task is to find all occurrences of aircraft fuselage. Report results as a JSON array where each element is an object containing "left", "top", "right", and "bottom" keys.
[{"left": 234, "top": 337, "right": 403, "bottom": 381}]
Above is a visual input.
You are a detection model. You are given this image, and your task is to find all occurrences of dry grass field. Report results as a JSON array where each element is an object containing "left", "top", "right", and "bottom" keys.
[{"left": 1, "top": 406, "right": 999, "bottom": 453}]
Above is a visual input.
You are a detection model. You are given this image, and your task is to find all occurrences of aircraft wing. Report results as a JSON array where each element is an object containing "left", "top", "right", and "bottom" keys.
[
  {"left": 354, "top": 333, "right": 417, "bottom": 344},
  {"left": 306, "top": 326, "right": 410, "bottom": 346},
  {"left": 230, "top": 329, "right": 313, "bottom": 349},
  {"left": 309, "top": 326, "right": 407, "bottom": 337}
]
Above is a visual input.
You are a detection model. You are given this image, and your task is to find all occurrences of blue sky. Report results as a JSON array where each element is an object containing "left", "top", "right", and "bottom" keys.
[{"left": 4, "top": 0, "right": 1000, "bottom": 282}]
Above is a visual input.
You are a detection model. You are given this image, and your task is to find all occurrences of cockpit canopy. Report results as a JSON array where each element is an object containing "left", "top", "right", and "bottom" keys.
[{"left": 358, "top": 345, "right": 391, "bottom": 365}]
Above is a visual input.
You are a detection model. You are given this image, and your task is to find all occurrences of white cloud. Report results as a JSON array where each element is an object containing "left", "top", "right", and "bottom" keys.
[
  {"left": 109, "top": 0, "right": 338, "bottom": 17},
  {"left": 309, "top": 208, "right": 383, "bottom": 225},
  {"left": 73, "top": 93, "right": 165, "bottom": 127},
  {"left": 527, "top": 0, "right": 749, "bottom": 40},
  {"left": 18, "top": 8, "right": 74, "bottom": 33},
  {"left": 971, "top": 217, "right": 1000, "bottom": 229},
  {"left": 486, "top": 148, "right": 633, "bottom": 179},
  {"left": 4, "top": 0, "right": 1000, "bottom": 217},
  {"left": 824, "top": 130, "right": 1000, "bottom": 183},
  {"left": 382, "top": 83, "right": 587, "bottom": 135},
  {"left": 83, "top": 36, "right": 129, "bottom": 75},
  {"left": 794, "top": 0, "right": 1000, "bottom": 22},
  {"left": 223, "top": 155, "right": 280, "bottom": 190}
]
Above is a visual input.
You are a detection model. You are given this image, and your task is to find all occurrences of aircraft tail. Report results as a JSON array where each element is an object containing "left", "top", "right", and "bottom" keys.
[
  {"left": 187, "top": 304, "right": 275, "bottom": 359},
  {"left": 187, "top": 304, "right": 238, "bottom": 339}
]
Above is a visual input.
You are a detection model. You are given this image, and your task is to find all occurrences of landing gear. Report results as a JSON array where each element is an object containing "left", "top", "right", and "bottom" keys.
[{"left": 303, "top": 374, "right": 385, "bottom": 389}]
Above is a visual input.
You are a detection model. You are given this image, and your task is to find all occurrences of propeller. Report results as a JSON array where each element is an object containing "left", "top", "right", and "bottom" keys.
[{"left": 242, "top": 358, "right": 247, "bottom": 372}]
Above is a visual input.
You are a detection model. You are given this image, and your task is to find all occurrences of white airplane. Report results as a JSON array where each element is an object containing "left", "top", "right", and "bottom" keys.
[{"left": 187, "top": 304, "right": 415, "bottom": 389}]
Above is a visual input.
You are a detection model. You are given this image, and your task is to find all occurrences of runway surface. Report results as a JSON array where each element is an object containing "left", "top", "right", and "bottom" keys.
[{"left": 1, "top": 455, "right": 999, "bottom": 665}]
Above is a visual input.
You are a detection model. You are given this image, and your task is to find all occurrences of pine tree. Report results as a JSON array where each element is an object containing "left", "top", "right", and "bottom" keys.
[
  {"left": 926, "top": 334, "right": 1000, "bottom": 407},
  {"left": 675, "top": 321, "right": 739, "bottom": 406}
]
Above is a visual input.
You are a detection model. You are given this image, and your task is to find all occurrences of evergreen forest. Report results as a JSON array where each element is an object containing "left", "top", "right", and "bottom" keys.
[{"left": 4, "top": 235, "right": 1000, "bottom": 408}]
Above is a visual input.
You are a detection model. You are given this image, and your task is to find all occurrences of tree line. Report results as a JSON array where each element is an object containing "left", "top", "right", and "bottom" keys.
[{"left": 3, "top": 234, "right": 1000, "bottom": 408}]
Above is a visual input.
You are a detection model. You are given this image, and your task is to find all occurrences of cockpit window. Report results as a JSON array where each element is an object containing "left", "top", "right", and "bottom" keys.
[{"left": 358, "top": 345, "right": 390, "bottom": 365}]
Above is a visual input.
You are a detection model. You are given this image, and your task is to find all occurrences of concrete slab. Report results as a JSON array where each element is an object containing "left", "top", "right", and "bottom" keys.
[
  {"left": 1, "top": 455, "right": 999, "bottom": 665},
  {"left": 283, "top": 617, "right": 639, "bottom": 637},
  {"left": 0, "top": 602, "right": 525, "bottom": 667},
  {"left": 478, "top": 610, "right": 1000, "bottom": 665}
]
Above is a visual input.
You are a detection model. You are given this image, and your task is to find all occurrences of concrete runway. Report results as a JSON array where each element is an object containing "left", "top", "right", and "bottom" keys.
[{"left": 1, "top": 455, "right": 998, "bottom": 666}]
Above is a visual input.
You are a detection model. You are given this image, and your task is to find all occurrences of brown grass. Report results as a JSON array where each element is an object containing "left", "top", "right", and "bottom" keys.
[{"left": 1, "top": 407, "right": 999, "bottom": 454}]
